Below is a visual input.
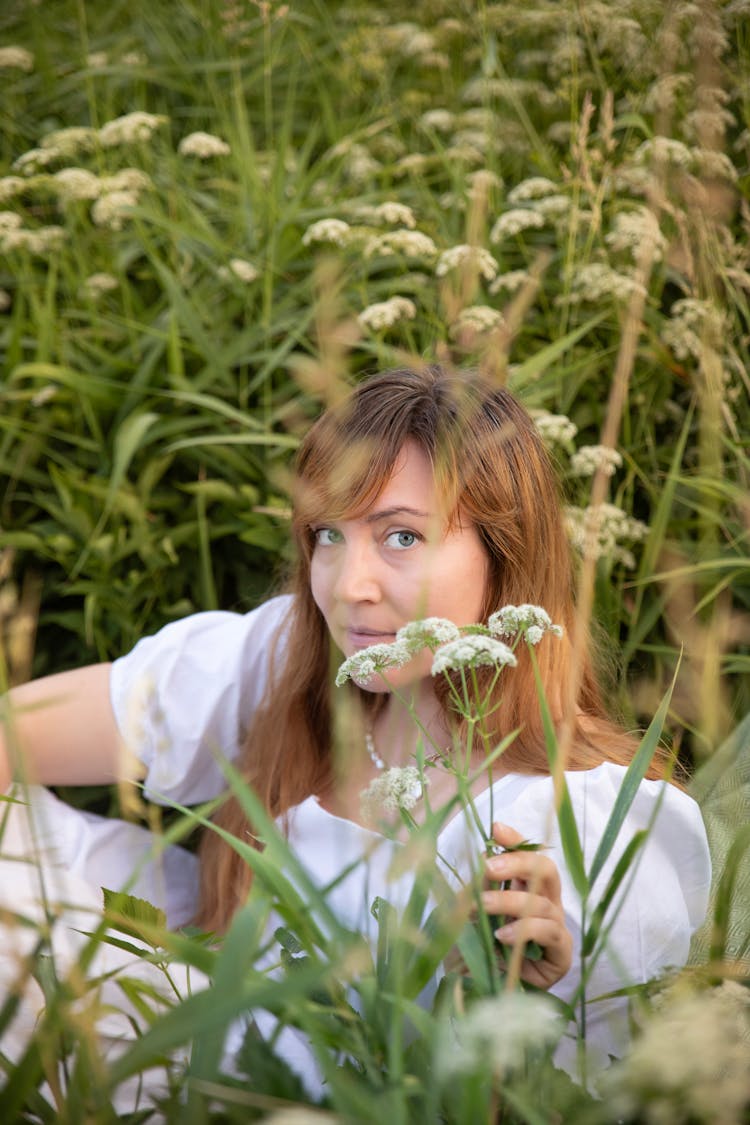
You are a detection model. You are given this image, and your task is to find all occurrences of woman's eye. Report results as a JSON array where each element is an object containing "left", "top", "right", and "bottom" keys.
[
  {"left": 313, "top": 527, "right": 343, "bottom": 546},
  {"left": 386, "top": 530, "right": 419, "bottom": 550}
]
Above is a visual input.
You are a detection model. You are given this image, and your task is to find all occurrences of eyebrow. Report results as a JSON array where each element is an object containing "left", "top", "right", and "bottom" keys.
[{"left": 363, "top": 506, "right": 432, "bottom": 523}]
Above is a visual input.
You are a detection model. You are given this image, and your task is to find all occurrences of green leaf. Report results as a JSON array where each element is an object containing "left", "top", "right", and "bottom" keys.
[{"left": 587, "top": 660, "right": 679, "bottom": 888}]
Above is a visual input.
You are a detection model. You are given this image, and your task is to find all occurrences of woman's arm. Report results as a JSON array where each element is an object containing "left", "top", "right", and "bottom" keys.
[{"left": 0, "top": 664, "right": 144, "bottom": 792}]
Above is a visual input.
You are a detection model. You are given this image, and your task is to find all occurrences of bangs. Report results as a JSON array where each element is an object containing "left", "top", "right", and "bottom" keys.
[{"left": 292, "top": 426, "right": 408, "bottom": 534}]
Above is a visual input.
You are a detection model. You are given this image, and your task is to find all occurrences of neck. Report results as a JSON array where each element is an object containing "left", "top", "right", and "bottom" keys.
[{"left": 373, "top": 688, "right": 449, "bottom": 769}]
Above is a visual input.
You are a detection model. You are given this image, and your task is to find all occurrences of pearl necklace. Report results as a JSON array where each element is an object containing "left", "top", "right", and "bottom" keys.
[{"left": 364, "top": 726, "right": 447, "bottom": 772}]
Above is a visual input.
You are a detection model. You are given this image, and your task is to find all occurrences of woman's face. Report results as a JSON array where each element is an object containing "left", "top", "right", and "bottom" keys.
[{"left": 310, "top": 440, "right": 489, "bottom": 694}]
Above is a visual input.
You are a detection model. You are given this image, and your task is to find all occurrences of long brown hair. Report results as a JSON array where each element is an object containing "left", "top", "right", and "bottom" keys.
[{"left": 197, "top": 364, "right": 664, "bottom": 931}]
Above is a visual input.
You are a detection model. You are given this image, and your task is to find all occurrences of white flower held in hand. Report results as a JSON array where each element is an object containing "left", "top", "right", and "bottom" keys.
[{"left": 431, "top": 635, "right": 517, "bottom": 675}]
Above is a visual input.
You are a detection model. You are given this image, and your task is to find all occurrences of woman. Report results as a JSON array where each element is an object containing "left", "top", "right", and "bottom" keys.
[{"left": 0, "top": 365, "right": 710, "bottom": 1090}]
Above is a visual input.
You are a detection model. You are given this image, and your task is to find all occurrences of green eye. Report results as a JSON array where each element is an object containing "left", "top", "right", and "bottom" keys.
[
  {"left": 314, "top": 527, "right": 343, "bottom": 546},
  {"left": 387, "top": 530, "right": 418, "bottom": 549}
]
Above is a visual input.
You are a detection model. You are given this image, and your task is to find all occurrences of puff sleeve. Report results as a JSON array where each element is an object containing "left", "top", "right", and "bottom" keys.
[{"left": 109, "top": 594, "right": 293, "bottom": 806}]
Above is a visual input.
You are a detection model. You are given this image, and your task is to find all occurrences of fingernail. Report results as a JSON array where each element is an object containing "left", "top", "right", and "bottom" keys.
[{"left": 495, "top": 924, "right": 515, "bottom": 941}]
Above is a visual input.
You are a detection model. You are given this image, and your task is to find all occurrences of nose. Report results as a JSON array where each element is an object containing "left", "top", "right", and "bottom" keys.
[{"left": 332, "top": 539, "right": 382, "bottom": 604}]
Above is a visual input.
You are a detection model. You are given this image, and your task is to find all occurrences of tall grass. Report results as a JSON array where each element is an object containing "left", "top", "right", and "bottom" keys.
[{"left": 1, "top": 0, "right": 749, "bottom": 1119}]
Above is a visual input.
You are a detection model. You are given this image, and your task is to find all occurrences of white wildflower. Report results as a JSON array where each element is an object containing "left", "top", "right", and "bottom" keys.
[
  {"left": 357, "top": 296, "right": 416, "bottom": 332},
  {"left": 436, "top": 993, "right": 564, "bottom": 1079},
  {"left": 661, "top": 298, "right": 726, "bottom": 361},
  {"left": 121, "top": 51, "right": 147, "bottom": 67},
  {"left": 12, "top": 147, "right": 60, "bottom": 174},
  {"left": 507, "top": 177, "right": 558, "bottom": 203},
  {"left": 489, "top": 270, "right": 530, "bottom": 295},
  {"left": 431, "top": 635, "right": 517, "bottom": 676},
  {"left": 634, "top": 136, "right": 692, "bottom": 167},
  {"left": 81, "top": 272, "right": 118, "bottom": 298},
  {"left": 605, "top": 208, "right": 667, "bottom": 262},
  {"left": 395, "top": 153, "right": 429, "bottom": 174},
  {"left": 602, "top": 982, "right": 750, "bottom": 1125},
  {"left": 342, "top": 143, "right": 380, "bottom": 181},
  {"left": 565, "top": 262, "right": 647, "bottom": 304},
  {"left": 86, "top": 51, "right": 109, "bottom": 68},
  {"left": 41, "top": 126, "right": 97, "bottom": 157},
  {"left": 302, "top": 218, "right": 352, "bottom": 247},
  {"left": 532, "top": 193, "right": 570, "bottom": 218},
  {"left": 360, "top": 766, "right": 423, "bottom": 819},
  {"left": 467, "top": 169, "right": 503, "bottom": 196},
  {"left": 52, "top": 168, "right": 103, "bottom": 201},
  {"left": 530, "top": 409, "right": 578, "bottom": 449},
  {"left": 570, "top": 444, "right": 623, "bottom": 478},
  {"left": 0, "top": 176, "right": 26, "bottom": 202},
  {"left": 365, "top": 229, "right": 437, "bottom": 259},
  {"left": 336, "top": 641, "right": 412, "bottom": 686},
  {"left": 691, "top": 147, "right": 738, "bottom": 182},
  {"left": 0, "top": 212, "right": 23, "bottom": 231},
  {"left": 396, "top": 618, "right": 461, "bottom": 651},
  {"left": 0, "top": 289, "right": 12, "bottom": 312},
  {"left": 219, "top": 258, "right": 259, "bottom": 284},
  {"left": 419, "top": 109, "right": 455, "bottom": 132},
  {"left": 488, "top": 604, "right": 563, "bottom": 644},
  {"left": 1, "top": 225, "right": 67, "bottom": 254},
  {"left": 435, "top": 244, "right": 498, "bottom": 281},
  {"left": 98, "top": 111, "right": 167, "bottom": 147},
  {"left": 353, "top": 201, "right": 416, "bottom": 228},
  {"left": 490, "top": 208, "right": 546, "bottom": 242},
  {"left": 178, "top": 131, "right": 231, "bottom": 158},
  {"left": 0, "top": 46, "right": 34, "bottom": 71},
  {"left": 565, "top": 504, "right": 649, "bottom": 567},
  {"left": 91, "top": 190, "right": 139, "bottom": 230},
  {"left": 450, "top": 305, "right": 504, "bottom": 336},
  {"left": 101, "top": 168, "right": 152, "bottom": 193}
]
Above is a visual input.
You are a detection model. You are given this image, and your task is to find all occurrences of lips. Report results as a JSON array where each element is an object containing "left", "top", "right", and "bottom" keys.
[{"left": 346, "top": 627, "right": 397, "bottom": 650}]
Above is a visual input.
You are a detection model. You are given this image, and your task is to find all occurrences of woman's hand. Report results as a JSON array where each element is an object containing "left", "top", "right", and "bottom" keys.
[{"left": 481, "top": 822, "right": 573, "bottom": 990}]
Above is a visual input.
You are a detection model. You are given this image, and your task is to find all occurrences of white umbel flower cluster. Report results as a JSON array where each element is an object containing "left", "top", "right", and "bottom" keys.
[
  {"left": 357, "top": 296, "right": 416, "bottom": 331},
  {"left": 450, "top": 305, "right": 504, "bottom": 336},
  {"left": 0, "top": 46, "right": 34, "bottom": 71},
  {"left": 178, "top": 131, "right": 231, "bottom": 158},
  {"left": 437, "top": 992, "right": 564, "bottom": 1079},
  {"left": 602, "top": 982, "right": 750, "bottom": 1125},
  {"left": 395, "top": 618, "right": 462, "bottom": 651},
  {"left": 507, "top": 176, "right": 558, "bottom": 202},
  {"left": 336, "top": 641, "right": 412, "bottom": 686},
  {"left": 98, "top": 112, "right": 168, "bottom": 147},
  {"left": 353, "top": 201, "right": 416, "bottom": 228},
  {"left": 91, "top": 190, "right": 139, "bottom": 230},
  {"left": 435, "top": 244, "right": 498, "bottom": 280},
  {"left": 218, "top": 258, "right": 259, "bottom": 284},
  {"left": 431, "top": 635, "right": 517, "bottom": 675},
  {"left": 490, "top": 208, "right": 546, "bottom": 242},
  {"left": 565, "top": 503, "right": 649, "bottom": 569},
  {"left": 488, "top": 604, "right": 564, "bottom": 646},
  {"left": 570, "top": 444, "right": 623, "bottom": 478},
  {"left": 365, "top": 229, "right": 437, "bottom": 259},
  {"left": 302, "top": 218, "right": 352, "bottom": 247},
  {"left": 605, "top": 208, "right": 667, "bottom": 262},
  {"left": 564, "top": 263, "right": 647, "bottom": 304},
  {"left": 53, "top": 168, "right": 103, "bottom": 201},
  {"left": 360, "top": 766, "right": 423, "bottom": 819},
  {"left": 80, "top": 272, "right": 119, "bottom": 298},
  {"left": 530, "top": 409, "right": 578, "bottom": 449}
]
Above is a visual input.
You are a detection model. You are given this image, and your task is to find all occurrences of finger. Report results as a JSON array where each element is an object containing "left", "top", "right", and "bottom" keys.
[
  {"left": 485, "top": 851, "right": 562, "bottom": 900},
  {"left": 490, "top": 822, "right": 526, "bottom": 849},
  {"left": 480, "top": 888, "right": 561, "bottom": 924},
  {"left": 494, "top": 922, "right": 571, "bottom": 976}
]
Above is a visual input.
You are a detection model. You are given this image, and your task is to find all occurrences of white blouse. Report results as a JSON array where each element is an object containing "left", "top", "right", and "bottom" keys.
[{"left": 105, "top": 594, "right": 712, "bottom": 1077}]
